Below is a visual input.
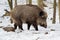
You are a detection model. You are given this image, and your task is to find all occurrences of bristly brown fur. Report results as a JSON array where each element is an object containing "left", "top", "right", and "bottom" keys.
[{"left": 9, "top": 4, "right": 47, "bottom": 31}]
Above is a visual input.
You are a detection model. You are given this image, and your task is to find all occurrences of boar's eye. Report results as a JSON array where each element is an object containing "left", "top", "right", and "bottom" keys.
[{"left": 39, "top": 11, "right": 44, "bottom": 16}]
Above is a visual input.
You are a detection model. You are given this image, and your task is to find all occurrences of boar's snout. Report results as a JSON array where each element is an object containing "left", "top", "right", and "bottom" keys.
[
  {"left": 41, "top": 24, "right": 47, "bottom": 28},
  {"left": 40, "top": 23, "right": 47, "bottom": 28},
  {"left": 37, "top": 18, "right": 47, "bottom": 28}
]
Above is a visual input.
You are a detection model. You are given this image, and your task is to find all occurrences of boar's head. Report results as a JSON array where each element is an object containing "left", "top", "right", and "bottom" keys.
[{"left": 37, "top": 10, "right": 47, "bottom": 28}]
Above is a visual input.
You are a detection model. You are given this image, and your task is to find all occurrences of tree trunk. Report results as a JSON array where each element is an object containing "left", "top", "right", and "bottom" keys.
[
  {"left": 52, "top": 0, "right": 56, "bottom": 24},
  {"left": 37, "top": 0, "right": 44, "bottom": 9},
  {"left": 26, "top": 0, "right": 32, "bottom": 4},
  {"left": 15, "top": 0, "right": 17, "bottom": 7},
  {"left": 8, "top": 0, "right": 13, "bottom": 10},
  {"left": 4, "top": 0, "right": 13, "bottom": 17},
  {"left": 7, "top": 0, "right": 13, "bottom": 23},
  {"left": 29, "top": 0, "right": 32, "bottom": 4},
  {"left": 58, "top": 0, "right": 60, "bottom": 23}
]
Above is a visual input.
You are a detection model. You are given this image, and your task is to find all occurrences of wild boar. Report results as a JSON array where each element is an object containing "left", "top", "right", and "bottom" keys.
[{"left": 5, "top": 4, "right": 47, "bottom": 31}]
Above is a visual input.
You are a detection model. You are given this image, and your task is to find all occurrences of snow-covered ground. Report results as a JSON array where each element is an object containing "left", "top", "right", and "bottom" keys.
[{"left": 0, "top": 0, "right": 60, "bottom": 40}]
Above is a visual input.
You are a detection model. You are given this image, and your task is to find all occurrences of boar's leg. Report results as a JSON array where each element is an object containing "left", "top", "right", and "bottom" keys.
[
  {"left": 18, "top": 21, "right": 23, "bottom": 30},
  {"left": 18, "top": 24, "right": 23, "bottom": 30},
  {"left": 26, "top": 21, "right": 31, "bottom": 30},
  {"left": 14, "top": 23, "right": 17, "bottom": 30},
  {"left": 27, "top": 23, "right": 31, "bottom": 30},
  {"left": 32, "top": 22, "right": 38, "bottom": 31}
]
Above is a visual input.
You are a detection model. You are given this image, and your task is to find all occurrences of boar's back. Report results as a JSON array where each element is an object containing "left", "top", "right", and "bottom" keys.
[{"left": 11, "top": 5, "right": 41, "bottom": 23}]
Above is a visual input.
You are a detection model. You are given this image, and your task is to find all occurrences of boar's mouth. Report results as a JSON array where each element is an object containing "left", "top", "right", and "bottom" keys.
[
  {"left": 40, "top": 24, "right": 47, "bottom": 28},
  {"left": 40, "top": 21, "right": 47, "bottom": 28}
]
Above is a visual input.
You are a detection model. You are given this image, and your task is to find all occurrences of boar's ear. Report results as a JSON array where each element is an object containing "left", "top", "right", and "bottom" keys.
[
  {"left": 4, "top": 9, "right": 10, "bottom": 13},
  {"left": 39, "top": 11, "right": 44, "bottom": 16}
]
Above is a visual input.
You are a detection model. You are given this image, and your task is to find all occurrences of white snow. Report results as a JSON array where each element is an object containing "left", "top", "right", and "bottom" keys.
[{"left": 0, "top": 0, "right": 60, "bottom": 40}]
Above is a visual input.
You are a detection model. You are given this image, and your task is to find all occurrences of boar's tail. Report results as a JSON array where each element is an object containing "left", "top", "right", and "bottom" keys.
[{"left": 4, "top": 9, "right": 10, "bottom": 13}]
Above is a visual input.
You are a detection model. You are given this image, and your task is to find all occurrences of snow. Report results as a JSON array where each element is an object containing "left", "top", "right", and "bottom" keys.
[{"left": 0, "top": 0, "right": 60, "bottom": 40}]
